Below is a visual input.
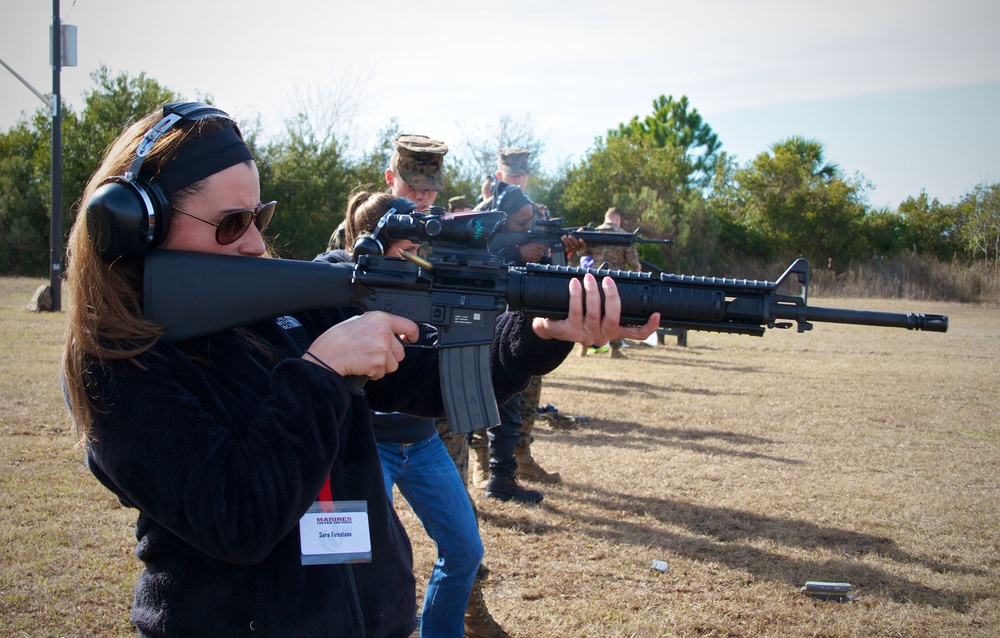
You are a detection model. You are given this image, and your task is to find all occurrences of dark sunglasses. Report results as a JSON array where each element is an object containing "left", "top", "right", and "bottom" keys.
[{"left": 173, "top": 201, "right": 277, "bottom": 245}]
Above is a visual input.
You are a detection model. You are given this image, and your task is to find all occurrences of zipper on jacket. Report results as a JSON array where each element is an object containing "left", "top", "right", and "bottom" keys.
[{"left": 347, "top": 564, "right": 367, "bottom": 638}]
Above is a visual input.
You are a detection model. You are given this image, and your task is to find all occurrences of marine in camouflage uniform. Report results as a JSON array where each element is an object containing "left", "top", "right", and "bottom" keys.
[
  {"left": 580, "top": 207, "right": 641, "bottom": 358},
  {"left": 384, "top": 136, "right": 514, "bottom": 638},
  {"left": 473, "top": 147, "right": 531, "bottom": 211},
  {"left": 389, "top": 135, "right": 448, "bottom": 193}
]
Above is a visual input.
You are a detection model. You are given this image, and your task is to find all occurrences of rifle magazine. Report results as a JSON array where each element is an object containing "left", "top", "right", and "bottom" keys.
[{"left": 439, "top": 345, "right": 500, "bottom": 435}]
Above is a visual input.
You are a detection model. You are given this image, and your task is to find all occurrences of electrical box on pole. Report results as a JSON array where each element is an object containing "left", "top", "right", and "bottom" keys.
[
  {"left": 61, "top": 24, "right": 77, "bottom": 67},
  {"left": 50, "top": 24, "right": 77, "bottom": 68}
]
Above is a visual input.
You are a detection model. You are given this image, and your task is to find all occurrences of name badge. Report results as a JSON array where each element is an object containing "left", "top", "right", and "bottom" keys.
[{"left": 299, "top": 500, "right": 372, "bottom": 565}]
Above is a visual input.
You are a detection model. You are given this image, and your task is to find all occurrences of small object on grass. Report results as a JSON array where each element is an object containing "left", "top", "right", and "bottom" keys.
[
  {"left": 801, "top": 581, "right": 854, "bottom": 602},
  {"left": 651, "top": 559, "right": 669, "bottom": 573}
]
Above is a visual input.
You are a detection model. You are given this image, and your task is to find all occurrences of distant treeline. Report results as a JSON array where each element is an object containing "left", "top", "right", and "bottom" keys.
[{"left": 2, "top": 68, "right": 997, "bottom": 300}]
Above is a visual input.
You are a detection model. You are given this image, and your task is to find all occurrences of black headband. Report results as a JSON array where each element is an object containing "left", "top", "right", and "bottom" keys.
[
  {"left": 153, "top": 123, "right": 254, "bottom": 196},
  {"left": 494, "top": 183, "right": 531, "bottom": 216}
]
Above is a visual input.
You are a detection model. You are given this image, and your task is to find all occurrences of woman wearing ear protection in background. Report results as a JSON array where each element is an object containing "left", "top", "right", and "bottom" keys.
[
  {"left": 63, "top": 102, "right": 659, "bottom": 638},
  {"left": 315, "top": 191, "right": 484, "bottom": 638}
]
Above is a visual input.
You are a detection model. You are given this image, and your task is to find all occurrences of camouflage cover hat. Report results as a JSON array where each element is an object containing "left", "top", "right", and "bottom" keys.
[
  {"left": 390, "top": 135, "right": 449, "bottom": 191},
  {"left": 498, "top": 147, "right": 531, "bottom": 177},
  {"left": 448, "top": 195, "right": 471, "bottom": 212}
]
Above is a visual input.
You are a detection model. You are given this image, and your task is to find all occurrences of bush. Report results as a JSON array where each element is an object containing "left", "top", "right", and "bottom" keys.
[{"left": 809, "top": 253, "right": 999, "bottom": 303}]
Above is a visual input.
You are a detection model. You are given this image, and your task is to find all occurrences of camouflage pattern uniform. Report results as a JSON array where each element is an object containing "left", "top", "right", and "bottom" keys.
[
  {"left": 498, "top": 147, "right": 531, "bottom": 177},
  {"left": 332, "top": 136, "right": 446, "bottom": 253},
  {"left": 584, "top": 225, "right": 641, "bottom": 272},
  {"left": 516, "top": 375, "right": 542, "bottom": 449},
  {"left": 327, "top": 219, "right": 347, "bottom": 250},
  {"left": 467, "top": 426, "right": 489, "bottom": 488},
  {"left": 436, "top": 418, "right": 469, "bottom": 486},
  {"left": 391, "top": 135, "right": 448, "bottom": 191}
]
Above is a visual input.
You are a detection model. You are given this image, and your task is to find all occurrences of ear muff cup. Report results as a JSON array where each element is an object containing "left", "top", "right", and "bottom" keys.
[
  {"left": 86, "top": 176, "right": 172, "bottom": 262},
  {"left": 82, "top": 102, "right": 234, "bottom": 263},
  {"left": 352, "top": 233, "right": 386, "bottom": 257},
  {"left": 352, "top": 198, "right": 421, "bottom": 257}
]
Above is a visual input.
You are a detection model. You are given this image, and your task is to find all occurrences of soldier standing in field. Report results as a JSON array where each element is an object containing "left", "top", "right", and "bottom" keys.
[
  {"left": 378, "top": 136, "right": 516, "bottom": 638},
  {"left": 467, "top": 149, "right": 566, "bottom": 498},
  {"left": 579, "top": 207, "right": 642, "bottom": 358},
  {"left": 326, "top": 135, "right": 445, "bottom": 250}
]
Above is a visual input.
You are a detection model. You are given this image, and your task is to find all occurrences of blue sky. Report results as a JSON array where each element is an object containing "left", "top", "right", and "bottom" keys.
[{"left": 2, "top": 0, "right": 998, "bottom": 209}]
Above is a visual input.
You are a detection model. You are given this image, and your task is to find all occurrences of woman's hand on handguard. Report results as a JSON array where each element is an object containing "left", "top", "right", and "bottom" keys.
[
  {"left": 531, "top": 273, "right": 660, "bottom": 345},
  {"left": 303, "top": 312, "right": 419, "bottom": 380}
]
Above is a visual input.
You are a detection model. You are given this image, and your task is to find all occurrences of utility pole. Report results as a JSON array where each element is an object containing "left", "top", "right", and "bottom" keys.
[
  {"left": 50, "top": 0, "right": 62, "bottom": 311},
  {"left": 0, "top": 4, "right": 73, "bottom": 311}
]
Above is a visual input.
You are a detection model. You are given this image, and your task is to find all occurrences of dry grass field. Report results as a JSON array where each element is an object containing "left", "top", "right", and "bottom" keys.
[{"left": 1, "top": 276, "right": 997, "bottom": 637}]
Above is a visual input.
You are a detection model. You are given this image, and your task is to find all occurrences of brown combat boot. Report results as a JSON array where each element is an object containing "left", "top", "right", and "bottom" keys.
[
  {"left": 470, "top": 445, "right": 490, "bottom": 489},
  {"left": 465, "top": 565, "right": 511, "bottom": 638},
  {"left": 514, "top": 447, "right": 561, "bottom": 484}
]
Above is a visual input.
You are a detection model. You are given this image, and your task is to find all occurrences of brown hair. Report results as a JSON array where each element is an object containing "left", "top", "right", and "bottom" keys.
[
  {"left": 63, "top": 108, "right": 257, "bottom": 442},
  {"left": 342, "top": 191, "right": 398, "bottom": 254}
]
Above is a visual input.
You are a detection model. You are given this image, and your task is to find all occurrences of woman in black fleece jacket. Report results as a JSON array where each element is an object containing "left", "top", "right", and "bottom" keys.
[{"left": 63, "top": 103, "right": 658, "bottom": 637}]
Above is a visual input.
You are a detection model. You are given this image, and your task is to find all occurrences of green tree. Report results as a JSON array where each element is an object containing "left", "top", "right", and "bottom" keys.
[
  {"left": 559, "top": 133, "right": 687, "bottom": 227},
  {"left": 0, "top": 118, "right": 50, "bottom": 274},
  {"left": 957, "top": 181, "right": 1000, "bottom": 266},
  {"left": 556, "top": 95, "right": 727, "bottom": 272},
  {"left": 608, "top": 94, "right": 722, "bottom": 189},
  {"left": 440, "top": 156, "right": 483, "bottom": 212},
  {"left": 261, "top": 112, "right": 352, "bottom": 259},
  {"left": 732, "top": 136, "right": 867, "bottom": 267},
  {"left": 0, "top": 66, "right": 182, "bottom": 275},
  {"left": 894, "top": 191, "right": 964, "bottom": 261},
  {"left": 858, "top": 205, "right": 904, "bottom": 260}
]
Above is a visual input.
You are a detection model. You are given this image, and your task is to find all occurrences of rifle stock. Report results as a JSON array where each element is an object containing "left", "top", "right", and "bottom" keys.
[
  {"left": 144, "top": 252, "right": 356, "bottom": 342},
  {"left": 143, "top": 211, "right": 947, "bottom": 434}
]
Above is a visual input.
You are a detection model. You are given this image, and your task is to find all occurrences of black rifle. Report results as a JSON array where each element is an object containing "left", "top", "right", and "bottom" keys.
[
  {"left": 490, "top": 217, "right": 674, "bottom": 266},
  {"left": 143, "top": 210, "right": 948, "bottom": 434}
]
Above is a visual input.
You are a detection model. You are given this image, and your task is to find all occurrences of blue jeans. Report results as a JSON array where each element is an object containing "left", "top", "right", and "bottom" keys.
[{"left": 378, "top": 435, "right": 484, "bottom": 638}]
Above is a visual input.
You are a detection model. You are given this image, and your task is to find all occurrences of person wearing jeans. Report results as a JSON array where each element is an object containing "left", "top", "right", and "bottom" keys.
[
  {"left": 377, "top": 426, "right": 484, "bottom": 637},
  {"left": 315, "top": 185, "right": 488, "bottom": 637}
]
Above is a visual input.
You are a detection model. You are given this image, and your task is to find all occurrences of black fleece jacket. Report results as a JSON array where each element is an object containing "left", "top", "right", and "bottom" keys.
[{"left": 84, "top": 303, "right": 571, "bottom": 637}]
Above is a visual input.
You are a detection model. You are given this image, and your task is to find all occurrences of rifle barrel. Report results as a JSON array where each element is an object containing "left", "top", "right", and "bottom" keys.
[{"left": 775, "top": 304, "right": 949, "bottom": 332}]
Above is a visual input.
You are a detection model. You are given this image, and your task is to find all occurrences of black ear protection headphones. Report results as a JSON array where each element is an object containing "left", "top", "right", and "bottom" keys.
[
  {"left": 352, "top": 197, "right": 419, "bottom": 257},
  {"left": 491, "top": 181, "right": 516, "bottom": 212},
  {"left": 85, "top": 102, "right": 235, "bottom": 262}
]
